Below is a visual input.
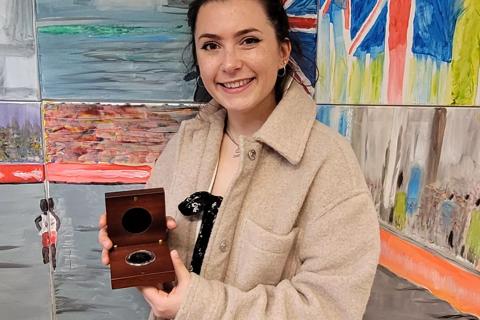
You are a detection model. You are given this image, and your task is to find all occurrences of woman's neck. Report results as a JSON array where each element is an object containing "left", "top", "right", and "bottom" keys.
[{"left": 225, "top": 101, "right": 277, "bottom": 138}]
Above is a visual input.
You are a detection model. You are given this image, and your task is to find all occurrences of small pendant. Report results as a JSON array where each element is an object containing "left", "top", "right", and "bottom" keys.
[{"left": 233, "top": 147, "right": 240, "bottom": 158}]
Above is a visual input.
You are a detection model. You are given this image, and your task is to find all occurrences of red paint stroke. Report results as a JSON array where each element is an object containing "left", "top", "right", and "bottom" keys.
[
  {"left": 45, "top": 163, "right": 151, "bottom": 184},
  {"left": 344, "top": 0, "right": 351, "bottom": 30},
  {"left": 288, "top": 16, "right": 317, "bottom": 30},
  {"left": 349, "top": 0, "right": 385, "bottom": 55},
  {"left": 380, "top": 228, "right": 480, "bottom": 317},
  {"left": 387, "top": 0, "right": 412, "bottom": 104},
  {"left": 0, "top": 164, "right": 45, "bottom": 183}
]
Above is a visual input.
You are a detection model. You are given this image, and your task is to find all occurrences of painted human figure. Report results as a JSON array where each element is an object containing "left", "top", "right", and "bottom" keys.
[{"left": 34, "top": 198, "right": 61, "bottom": 269}]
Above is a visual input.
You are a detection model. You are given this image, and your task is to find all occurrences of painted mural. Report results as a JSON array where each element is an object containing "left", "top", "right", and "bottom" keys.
[
  {"left": 0, "top": 102, "right": 42, "bottom": 163},
  {"left": 316, "top": 0, "right": 480, "bottom": 106},
  {"left": 0, "top": 0, "right": 39, "bottom": 100},
  {"left": 317, "top": 105, "right": 480, "bottom": 271},
  {"left": 0, "top": 0, "right": 479, "bottom": 318}
]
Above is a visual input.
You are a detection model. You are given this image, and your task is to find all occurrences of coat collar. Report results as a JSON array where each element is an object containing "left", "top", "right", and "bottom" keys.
[
  {"left": 197, "top": 78, "right": 316, "bottom": 165},
  {"left": 253, "top": 78, "right": 316, "bottom": 165}
]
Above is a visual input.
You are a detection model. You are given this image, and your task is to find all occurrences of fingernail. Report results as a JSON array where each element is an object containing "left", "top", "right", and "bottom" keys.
[{"left": 171, "top": 250, "right": 178, "bottom": 258}]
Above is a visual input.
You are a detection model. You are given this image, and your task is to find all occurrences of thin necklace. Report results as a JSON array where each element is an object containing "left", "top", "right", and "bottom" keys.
[{"left": 225, "top": 128, "right": 241, "bottom": 158}]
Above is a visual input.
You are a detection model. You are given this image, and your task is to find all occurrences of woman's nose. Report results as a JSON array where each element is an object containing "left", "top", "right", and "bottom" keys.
[{"left": 221, "top": 48, "right": 242, "bottom": 73}]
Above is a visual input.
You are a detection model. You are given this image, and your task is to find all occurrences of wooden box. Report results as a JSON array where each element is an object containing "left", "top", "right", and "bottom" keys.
[{"left": 105, "top": 188, "right": 175, "bottom": 289}]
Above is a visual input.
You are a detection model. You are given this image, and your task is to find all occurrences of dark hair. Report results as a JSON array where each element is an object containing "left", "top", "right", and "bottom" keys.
[{"left": 184, "top": 0, "right": 296, "bottom": 103}]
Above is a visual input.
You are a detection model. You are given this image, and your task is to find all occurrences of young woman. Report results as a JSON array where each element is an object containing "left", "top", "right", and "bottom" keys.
[{"left": 99, "top": 0, "right": 380, "bottom": 319}]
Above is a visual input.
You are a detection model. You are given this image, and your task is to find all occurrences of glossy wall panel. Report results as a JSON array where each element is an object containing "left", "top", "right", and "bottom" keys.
[
  {"left": 0, "top": 184, "right": 51, "bottom": 319},
  {"left": 0, "top": 0, "right": 40, "bottom": 100},
  {"left": 317, "top": 105, "right": 480, "bottom": 271},
  {"left": 49, "top": 183, "right": 150, "bottom": 320}
]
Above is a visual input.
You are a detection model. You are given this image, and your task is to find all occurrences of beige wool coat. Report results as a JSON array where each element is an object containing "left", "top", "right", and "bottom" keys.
[{"left": 147, "top": 79, "right": 380, "bottom": 320}]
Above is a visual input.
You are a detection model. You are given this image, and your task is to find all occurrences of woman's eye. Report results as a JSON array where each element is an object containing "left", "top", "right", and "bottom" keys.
[
  {"left": 242, "top": 37, "right": 260, "bottom": 46},
  {"left": 201, "top": 42, "right": 219, "bottom": 51}
]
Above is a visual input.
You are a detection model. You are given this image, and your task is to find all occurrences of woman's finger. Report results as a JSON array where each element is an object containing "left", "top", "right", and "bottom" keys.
[
  {"left": 166, "top": 216, "right": 177, "bottom": 230},
  {"left": 98, "top": 227, "right": 112, "bottom": 249},
  {"left": 139, "top": 286, "right": 168, "bottom": 305},
  {"left": 98, "top": 213, "right": 107, "bottom": 228},
  {"left": 101, "top": 248, "right": 110, "bottom": 265},
  {"left": 170, "top": 250, "right": 190, "bottom": 286}
]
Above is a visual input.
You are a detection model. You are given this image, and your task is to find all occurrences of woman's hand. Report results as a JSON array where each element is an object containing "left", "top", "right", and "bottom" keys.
[
  {"left": 139, "top": 250, "right": 191, "bottom": 319},
  {"left": 98, "top": 213, "right": 177, "bottom": 266}
]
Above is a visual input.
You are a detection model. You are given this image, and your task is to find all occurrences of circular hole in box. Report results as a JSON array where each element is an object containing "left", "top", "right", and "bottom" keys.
[
  {"left": 125, "top": 250, "right": 156, "bottom": 266},
  {"left": 122, "top": 208, "right": 152, "bottom": 233}
]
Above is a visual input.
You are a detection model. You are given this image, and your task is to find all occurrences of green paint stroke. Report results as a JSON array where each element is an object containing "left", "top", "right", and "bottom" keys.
[
  {"left": 466, "top": 209, "right": 480, "bottom": 263},
  {"left": 430, "top": 63, "right": 440, "bottom": 103},
  {"left": 39, "top": 24, "right": 185, "bottom": 36},
  {"left": 393, "top": 192, "right": 407, "bottom": 231},
  {"left": 348, "top": 59, "right": 364, "bottom": 104},
  {"left": 450, "top": 0, "right": 480, "bottom": 105},
  {"left": 368, "top": 53, "right": 384, "bottom": 104}
]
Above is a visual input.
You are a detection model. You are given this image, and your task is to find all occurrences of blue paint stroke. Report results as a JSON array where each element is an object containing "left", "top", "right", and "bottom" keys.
[
  {"left": 316, "top": 105, "right": 332, "bottom": 126},
  {"left": 406, "top": 165, "right": 422, "bottom": 215},
  {"left": 412, "top": 0, "right": 461, "bottom": 62},
  {"left": 285, "top": 0, "right": 318, "bottom": 15},
  {"left": 285, "top": 0, "right": 318, "bottom": 85},
  {"left": 36, "top": 0, "right": 187, "bottom": 21},
  {"left": 290, "top": 31, "right": 317, "bottom": 84},
  {"left": 440, "top": 199, "right": 456, "bottom": 230},
  {"left": 338, "top": 110, "right": 349, "bottom": 136},
  {"left": 331, "top": 2, "right": 348, "bottom": 103},
  {"left": 351, "top": 0, "right": 378, "bottom": 39},
  {"left": 96, "top": 34, "right": 176, "bottom": 42},
  {"left": 354, "top": 4, "right": 387, "bottom": 59}
]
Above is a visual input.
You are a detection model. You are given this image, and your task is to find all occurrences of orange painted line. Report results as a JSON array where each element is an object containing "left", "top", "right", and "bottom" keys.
[
  {"left": 321, "top": 0, "right": 332, "bottom": 16},
  {"left": 380, "top": 228, "right": 480, "bottom": 317},
  {"left": 0, "top": 164, "right": 45, "bottom": 183},
  {"left": 344, "top": 0, "right": 351, "bottom": 30},
  {"left": 45, "top": 163, "right": 151, "bottom": 184}
]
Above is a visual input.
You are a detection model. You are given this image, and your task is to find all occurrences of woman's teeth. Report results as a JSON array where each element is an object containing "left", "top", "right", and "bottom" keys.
[{"left": 222, "top": 78, "right": 252, "bottom": 89}]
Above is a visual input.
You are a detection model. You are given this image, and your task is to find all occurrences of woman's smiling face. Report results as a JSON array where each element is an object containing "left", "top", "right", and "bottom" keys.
[{"left": 194, "top": 0, "right": 291, "bottom": 115}]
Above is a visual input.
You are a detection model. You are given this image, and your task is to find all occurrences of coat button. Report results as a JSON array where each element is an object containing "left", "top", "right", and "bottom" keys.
[
  {"left": 248, "top": 149, "right": 256, "bottom": 161},
  {"left": 219, "top": 240, "right": 228, "bottom": 252}
]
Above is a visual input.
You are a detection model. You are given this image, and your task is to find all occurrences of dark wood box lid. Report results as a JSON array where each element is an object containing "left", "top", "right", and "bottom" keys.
[{"left": 105, "top": 188, "right": 167, "bottom": 247}]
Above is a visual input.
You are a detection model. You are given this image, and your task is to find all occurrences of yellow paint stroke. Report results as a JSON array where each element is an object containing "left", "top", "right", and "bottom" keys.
[
  {"left": 449, "top": 0, "right": 480, "bottom": 105},
  {"left": 369, "top": 53, "right": 384, "bottom": 104},
  {"left": 405, "top": 57, "right": 418, "bottom": 104},
  {"left": 348, "top": 58, "right": 363, "bottom": 104},
  {"left": 393, "top": 191, "right": 407, "bottom": 230}
]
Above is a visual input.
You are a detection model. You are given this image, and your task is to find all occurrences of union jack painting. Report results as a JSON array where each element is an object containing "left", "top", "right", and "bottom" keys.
[
  {"left": 316, "top": 0, "right": 480, "bottom": 106},
  {"left": 283, "top": 0, "right": 319, "bottom": 94}
]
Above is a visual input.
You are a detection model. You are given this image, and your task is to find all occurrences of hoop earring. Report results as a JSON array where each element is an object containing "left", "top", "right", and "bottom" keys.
[
  {"left": 196, "top": 76, "right": 205, "bottom": 88},
  {"left": 277, "top": 65, "right": 286, "bottom": 78}
]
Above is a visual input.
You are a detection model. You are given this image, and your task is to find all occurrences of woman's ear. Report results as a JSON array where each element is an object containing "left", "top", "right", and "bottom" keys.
[{"left": 279, "top": 38, "right": 292, "bottom": 67}]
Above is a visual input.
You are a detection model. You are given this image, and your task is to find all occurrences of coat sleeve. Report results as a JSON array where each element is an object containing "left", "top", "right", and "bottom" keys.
[
  {"left": 174, "top": 174, "right": 380, "bottom": 319},
  {"left": 145, "top": 131, "right": 180, "bottom": 189}
]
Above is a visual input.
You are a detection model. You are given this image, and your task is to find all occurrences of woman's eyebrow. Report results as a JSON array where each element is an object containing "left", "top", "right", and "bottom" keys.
[{"left": 197, "top": 28, "right": 261, "bottom": 41}]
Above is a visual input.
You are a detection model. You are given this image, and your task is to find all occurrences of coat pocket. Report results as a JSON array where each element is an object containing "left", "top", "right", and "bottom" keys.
[{"left": 234, "top": 218, "right": 299, "bottom": 290}]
